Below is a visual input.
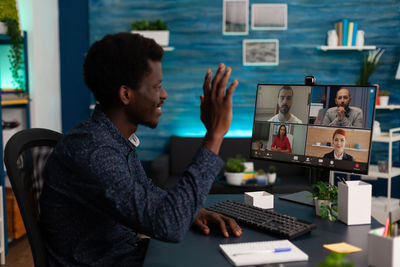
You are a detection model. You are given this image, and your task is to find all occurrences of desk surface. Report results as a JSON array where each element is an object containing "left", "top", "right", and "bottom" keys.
[{"left": 143, "top": 194, "right": 380, "bottom": 267}]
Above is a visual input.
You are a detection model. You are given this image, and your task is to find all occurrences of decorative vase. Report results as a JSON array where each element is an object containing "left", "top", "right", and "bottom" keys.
[
  {"left": 327, "top": 29, "right": 338, "bottom": 47},
  {"left": 314, "top": 199, "right": 331, "bottom": 217},
  {"left": 356, "top": 30, "right": 365, "bottom": 47},
  {"left": 267, "top": 172, "right": 277, "bottom": 184},
  {"left": 373, "top": 121, "right": 381, "bottom": 137},
  {"left": 0, "top": 22, "right": 7, "bottom": 34},
  {"left": 130, "top": 30, "right": 169, "bottom": 46},
  {"left": 225, "top": 172, "right": 243, "bottom": 186},
  {"left": 379, "top": 96, "right": 389, "bottom": 106}
]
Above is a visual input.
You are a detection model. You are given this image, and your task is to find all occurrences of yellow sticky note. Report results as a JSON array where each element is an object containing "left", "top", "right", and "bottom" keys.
[{"left": 323, "top": 242, "right": 362, "bottom": 253}]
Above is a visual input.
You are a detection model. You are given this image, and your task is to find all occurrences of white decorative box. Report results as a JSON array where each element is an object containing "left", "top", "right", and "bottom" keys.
[
  {"left": 244, "top": 191, "right": 273, "bottom": 209},
  {"left": 338, "top": 180, "right": 371, "bottom": 225},
  {"left": 368, "top": 227, "right": 400, "bottom": 267}
]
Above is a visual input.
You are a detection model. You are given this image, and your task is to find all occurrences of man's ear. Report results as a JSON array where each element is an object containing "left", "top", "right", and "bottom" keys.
[{"left": 119, "top": 85, "right": 133, "bottom": 105}]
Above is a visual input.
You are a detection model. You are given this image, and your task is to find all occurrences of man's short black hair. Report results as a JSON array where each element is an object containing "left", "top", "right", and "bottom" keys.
[
  {"left": 83, "top": 32, "right": 164, "bottom": 108},
  {"left": 278, "top": 86, "right": 293, "bottom": 97}
]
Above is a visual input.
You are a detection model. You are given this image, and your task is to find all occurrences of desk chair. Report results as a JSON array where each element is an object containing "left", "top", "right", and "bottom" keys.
[{"left": 4, "top": 128, "right": 62, "bottom": 267}]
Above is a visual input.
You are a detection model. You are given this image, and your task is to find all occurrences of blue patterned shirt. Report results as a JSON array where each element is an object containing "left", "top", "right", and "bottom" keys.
[{"left": 39, "top": 106, "right": 224, "bottom": 266}]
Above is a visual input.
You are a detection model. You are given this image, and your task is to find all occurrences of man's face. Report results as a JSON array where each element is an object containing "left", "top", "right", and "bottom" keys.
[
  {"left": 335, "top": 88, "right": 351, "bottom": 108},
  {"left": 278, "top": 89, "right": 293, "bottom": 115},
  {"left": 128, "top": 60, "right": 167, "bottom": 129}
]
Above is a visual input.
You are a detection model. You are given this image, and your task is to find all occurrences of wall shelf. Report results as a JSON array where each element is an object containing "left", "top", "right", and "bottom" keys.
[
  {"left": 163, "top": 46, "right": 174, "bottom": 51},
  {"left": 375, "top": 104, "right": 400, "bottom": 110},
  {"left": 316, "top": 45, "right": 376, "bottom": 51},
  {"left": 311, "top": 144, "right": 368, "bottom": 152}
]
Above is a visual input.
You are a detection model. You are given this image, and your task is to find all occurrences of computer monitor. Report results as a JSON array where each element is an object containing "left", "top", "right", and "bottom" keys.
[{"left": 250, "top": 84, "right": 377, "bottom": 174}]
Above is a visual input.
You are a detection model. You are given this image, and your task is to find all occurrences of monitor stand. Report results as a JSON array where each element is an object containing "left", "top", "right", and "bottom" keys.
[{"left": 279, "top": 167, "right": 334, "bottom": 207}]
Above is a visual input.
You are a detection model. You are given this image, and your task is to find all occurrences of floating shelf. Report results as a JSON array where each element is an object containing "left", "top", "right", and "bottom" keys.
[
  {"left": 163, "top": 46, "right": 174, "bottom": 52},
  {"left": 375, "top": 104, "right": 400, "bottom": 110},
  {"left": 317, "top": 45, "right": 376, "bottom": 51},
  {"left": 311, "top": 144, "right": 368, "bottom": 152}
]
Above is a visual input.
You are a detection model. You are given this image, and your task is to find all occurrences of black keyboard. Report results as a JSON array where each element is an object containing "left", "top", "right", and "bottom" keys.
[{"left": 207, "top": 200, "right": 316, "bottom": 240}]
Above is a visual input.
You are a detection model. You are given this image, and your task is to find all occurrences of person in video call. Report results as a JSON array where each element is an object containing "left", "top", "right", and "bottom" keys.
[
  {"left": 39, "top": 33, "right": 242, "bottom": 266},
  {"left": 323, "top": 129, "right": 354, "bottom": 160},
  {"left": 271, "top": 124, "right": 292, "bottom": 153},
  {"left": 322, "top": 87, "right": 363, "bottom": 127},
  {"left": 268, "top": 85, "right": 303, "bottom": 123}
]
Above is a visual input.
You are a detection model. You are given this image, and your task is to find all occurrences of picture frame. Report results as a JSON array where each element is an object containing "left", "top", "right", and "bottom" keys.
[
  {"left": 243, "top": 39, "right": 279, "bottom": 66},
  {"left": 223, "top": 0, "right": 249, "bottom": 35},
  {"left": 251, "top": 4, "right": 288, "bottom": 30}
]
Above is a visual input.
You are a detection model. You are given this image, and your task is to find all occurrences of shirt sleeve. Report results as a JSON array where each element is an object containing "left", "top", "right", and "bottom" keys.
[
  {"left": 79, "top": 146, "right": 224, "bottom": 242},
  {"left": 271, "top": 137, "right": 277, "bottom": 149}
]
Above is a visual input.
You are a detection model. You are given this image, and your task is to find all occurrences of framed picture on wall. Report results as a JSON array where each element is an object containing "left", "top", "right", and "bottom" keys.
[
  {"left": 251, "top": 4, "right": 288, "bottom": 30},
  {"left": 223, "top": 0, "right": 249, "bottom": 35},
  {"left": 243, "top": 39, "right": 279, "bottom": 66}
]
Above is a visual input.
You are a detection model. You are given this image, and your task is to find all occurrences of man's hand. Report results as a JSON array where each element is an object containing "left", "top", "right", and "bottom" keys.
[
  {"left": 336, "top": 106, "right": 346, "bottom": 121},
  {"left": 201, "top": 63, "right": 238, "bottom": 154},
  {"left": 193, "top": 208, "right": 242, "bottom": 238}
]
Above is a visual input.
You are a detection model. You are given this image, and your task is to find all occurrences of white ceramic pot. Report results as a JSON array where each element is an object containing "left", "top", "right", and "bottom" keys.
[
  {"left": 379, "top": 96, "right": 389, "bottom": 106},
  {"left": 355, "top": 30, "right": 365, "bottom": 47},
  {"left": 130, "top": 30, "right": 169, "bottom": 46},
  {"left": 225, "top": 172, "right": 243, "bottom": 186},
  {"left": 267, "top": 173, "right": 277, "bottom": 184},
  {"left": 314, "top": 199, "right": 331, "bottom": 217},
  {"left": 0, "top": 22, "right": 7, "bottom": 34},
  {"left": 256, "top": 174, "right": 268, "bottom": 184},
  {"left": 327, "top": 29, "right": 338, "bottom": 47}
]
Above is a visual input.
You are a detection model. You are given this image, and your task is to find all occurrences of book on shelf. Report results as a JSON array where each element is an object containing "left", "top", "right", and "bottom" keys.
[
  {"left": 342, "top": 18, "right": 348, "bottom": 46},
  {"left": 347, "top": 22, "right": 354, "bottom": 46},
  {"left": 336, "top": 21, "right": 343, "bottom": 46},
  {"left": 351, "top": 21, "right": 358, "bottom": 46}
]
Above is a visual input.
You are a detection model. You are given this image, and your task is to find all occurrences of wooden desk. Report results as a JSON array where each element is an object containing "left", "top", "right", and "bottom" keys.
[{"left": 143, "top": 194, "right": 381, "bottom": 266}]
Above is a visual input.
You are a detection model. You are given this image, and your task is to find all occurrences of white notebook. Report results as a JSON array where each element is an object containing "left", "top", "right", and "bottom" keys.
[{"left": 219, "top": 239, "right": 308, "bottom": 266}]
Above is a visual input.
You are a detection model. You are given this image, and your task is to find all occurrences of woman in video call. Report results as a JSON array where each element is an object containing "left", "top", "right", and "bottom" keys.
[
  {"left": 271, "top": 125, "right": 292, "bottom": 153},
  {"left": 323, "top": 129, "right": 354, "bottom": 160}
]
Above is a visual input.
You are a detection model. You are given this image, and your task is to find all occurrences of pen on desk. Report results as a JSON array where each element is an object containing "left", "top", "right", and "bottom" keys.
[{"left": 232, "top": 248, "right": 291, "bottom": 256}]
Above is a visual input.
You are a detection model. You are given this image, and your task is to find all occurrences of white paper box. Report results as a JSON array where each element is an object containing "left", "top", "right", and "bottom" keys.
[
  {"left": 368, "top": 227, "right": 400, "bottom": 267},
  {"left": 244, "top": 191, "right": 273, "bottom": 209},
  {"left": 338, "top": 181, "right": 371, "bottom": 225}
]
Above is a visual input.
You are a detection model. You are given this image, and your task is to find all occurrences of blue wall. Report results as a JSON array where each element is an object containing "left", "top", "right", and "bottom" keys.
[
  {"left": 88, "top": 0, "right": 400, "bottom": 162},
  {"left": 59, "top": 0, "right": 91, "bottom": 132}
]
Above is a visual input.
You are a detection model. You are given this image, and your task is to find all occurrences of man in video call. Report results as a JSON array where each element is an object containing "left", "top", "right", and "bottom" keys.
[
  {"left": 322, "top": 87, "right": 363, "bottom": 127},
  {"left": 268, "top": 86, "right": 302, "bottom": 123}
]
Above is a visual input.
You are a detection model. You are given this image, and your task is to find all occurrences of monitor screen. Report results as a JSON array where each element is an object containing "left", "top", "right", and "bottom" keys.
[{"left": 250, "top": 84, "right": 377, "bottom": 174}]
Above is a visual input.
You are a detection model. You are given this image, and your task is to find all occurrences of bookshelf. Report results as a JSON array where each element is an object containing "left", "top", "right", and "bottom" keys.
[{"left": 0, "top": 32, "right": 30, "bottom": 254}]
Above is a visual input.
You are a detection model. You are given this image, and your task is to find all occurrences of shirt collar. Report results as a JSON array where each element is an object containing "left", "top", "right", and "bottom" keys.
[
  {"left": 334, "top": 151, "right": 344, "bottom": 160},
  {"left": 128, "top": 133, "right": 140, "bottom": 147}
]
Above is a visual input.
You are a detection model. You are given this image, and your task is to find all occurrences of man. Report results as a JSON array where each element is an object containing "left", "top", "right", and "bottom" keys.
[
  {"left": 268, "top": 86, "right": 302, "bottom": 123},
  {"left": 39, "top": 33, "right": 241, "bottom": 266},
  {"left": 322, "top": 87, "right": 363, "bottom": 127}
]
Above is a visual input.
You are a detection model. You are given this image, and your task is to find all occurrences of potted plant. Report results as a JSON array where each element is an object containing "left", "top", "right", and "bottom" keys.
[
  {"left": 317, "top": 252, "right": 354, "bottom": 267},
  {"left": 0, "top": 0, "right": 25, "bottom": 91},
  {"left": 130, "top": 19, "right": 169, "bottom": 46},
  {"left": 310, "top": 181, "right": 338, "bottom": 221},
  {"left": 225, "top": 155, "right": 245, "bottom": 186},
  {"left": 357, "top": 48, "right": 384, "bottom": 86},
  {"left": 267, "top": 165, "right": 277, "bottom": 184},
  {"left": 378, "top": 90, "right": 390, "bottom": 106}
]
